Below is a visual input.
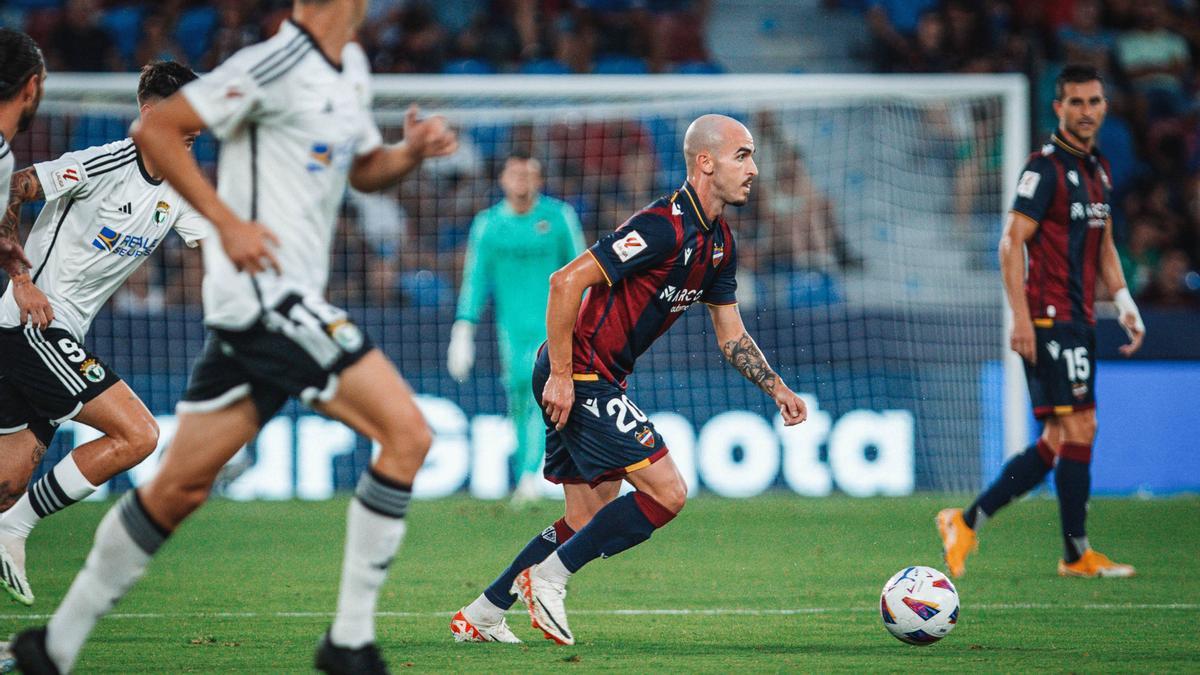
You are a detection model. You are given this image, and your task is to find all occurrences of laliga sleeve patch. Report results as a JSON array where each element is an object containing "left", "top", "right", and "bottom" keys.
[
  {"left": 1016, "top": 170, "right": 1041, "bottom": 199},
  {"left": 50, "top": 162, "right": 84, "bottom": 192},
  {"left": 612, "top": 230, "right": 648, "bottom": 263}
]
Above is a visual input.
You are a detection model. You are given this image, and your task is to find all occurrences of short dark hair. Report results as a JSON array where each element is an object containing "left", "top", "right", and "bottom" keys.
[
  {"left": 137, "top": 61, "right": 198, "bottom": 105},
  {"left": 1055, "top": 64, "right": 1103, "bottom": 100},
  {"left": 507, "top": 150, "right": 533, "bottom": 162},
  {"left": 0, "top": 29, "right": 44, "bottom": 103}
]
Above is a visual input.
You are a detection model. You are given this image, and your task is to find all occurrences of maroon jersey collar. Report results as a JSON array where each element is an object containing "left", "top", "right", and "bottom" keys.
[
  {"left": 1051, "top": 130, "right": 1103, "bottom": 161},
  {"left": 673, "top": 181, "right": 716, "bottom": 231}
]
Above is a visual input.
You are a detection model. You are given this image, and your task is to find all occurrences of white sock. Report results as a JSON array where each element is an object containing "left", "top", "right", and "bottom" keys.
[
  {"left": 0, "top": 497, "right": 37, "bottom": 570},
  {"left": 465, "top": 593, "right": 506, "bottom": 625},
  {"left": 46, "top": 492, "right": 165, "bottom": 672},
  {"left": 1, "top": 452, "right": 99, "bottom": 542},
  {"left": 537, "top": 552, "right": 572, "bottom": 586},
  {"left": 329, "top": 498, "right": 407, "bottom": 648}
]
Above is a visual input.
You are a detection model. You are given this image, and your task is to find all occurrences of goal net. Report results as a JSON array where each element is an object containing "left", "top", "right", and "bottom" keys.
[{"left": 16, "top": 73, "right": 1027, "bottom": 499}]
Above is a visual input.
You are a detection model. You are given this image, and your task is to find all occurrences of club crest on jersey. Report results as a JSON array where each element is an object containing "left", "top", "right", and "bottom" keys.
[
  {"left": 79, "top": 358, "right": 105, "bottom": 383},
  {"left": 308, "top": 142, "right": 333, "bottom": 173},
  {"left": 536, "top": 220, "right": 550, "bottom": 234},
  {"left": 612, "top": 230, "right": 648, "bottom": 262},
  {"left": 712, "top": 244, "right": 725, "bottom": 265},
  {"left": 328, "top": 319, "right": 364, "bottom": 352},
  {"left": 153, "top": 201, "right": 170, "bottom": 225},
  {"left": 635, "top": 426, "right": 655, "bottom": 448}
]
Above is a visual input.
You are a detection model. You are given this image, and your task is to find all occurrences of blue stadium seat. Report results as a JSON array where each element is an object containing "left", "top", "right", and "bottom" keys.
[
  {"left": 643, "top": 115, "right": 682, "bottom": 184},
  {"left": 175, "top": 7, "right": 218, "bottom": 66},
  {"left": 673, "top": 61, "right": 724, "bottom": 75},
  {"left": 786, "top": 270, "right": 843, "bottom": 308},
  {"left": 100, "top": 6, "right": 144, "bottom": 67},
  {"left": 70, "top": 115, "right": 131, "bottom": 152},
  {"left": 442, "top": 58, "right": 496, "bottom": 75},
  {"left": 397, "top": 270, "right": 453, "bottom": 308},
  {"left": 1097, "top": 113, "right": 1140, "bottom": 196},
  {"left": 519, "top": 59, "right": 571, "bottom": 75},
  {"left": 593, "top": 54, "right": 648, "bottom": 75},
  {"left": 466, "top": 123, "right": 512, "bottom": 162},
  {"left": 7, "top": 0, "right": 59, "bottom": 9},
  {"left": 192, "top": 132, "right": 218, "bottom": 167}
]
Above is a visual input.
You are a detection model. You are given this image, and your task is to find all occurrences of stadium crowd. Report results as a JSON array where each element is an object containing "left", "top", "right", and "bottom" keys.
[
  {"left": 855, "top": 0, "right": 1200, "bottom": 306},
  {"left": 0, "top": 0, "right": 715, "bottom": 75},
  {"left": 0, "top": 0, "right": 1197, "bottom": 310}
]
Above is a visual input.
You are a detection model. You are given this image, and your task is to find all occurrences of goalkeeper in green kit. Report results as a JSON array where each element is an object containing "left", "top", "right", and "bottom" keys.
[{"left": 448, "top": 152, "right": 585, "bottom": 502}]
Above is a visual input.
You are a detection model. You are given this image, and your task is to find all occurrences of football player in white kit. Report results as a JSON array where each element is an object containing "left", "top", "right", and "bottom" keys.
[
  {"left": 11, "top": 2, "right": 457, "bottom": 674},
  {"left": 0, "top": 29, "right": 44, "bottom": 298},
  {"left": 0, "top": 62, "right": 206, "bottom": 607}
]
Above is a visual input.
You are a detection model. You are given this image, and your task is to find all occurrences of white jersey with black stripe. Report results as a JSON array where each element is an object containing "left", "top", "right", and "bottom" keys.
[
  {"left": 0, "top": 139, "right": 208, "bottom": 341},
  {"left": 180, "top": 19, "right": 383, "bottom": 330},
  {"left": 0, "top": 133, "right": 13, "bottom": 216}
]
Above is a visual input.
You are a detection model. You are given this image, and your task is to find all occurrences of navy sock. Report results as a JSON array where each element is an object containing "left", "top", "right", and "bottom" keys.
[
  {"left": 556, "top": 492, "right": 676, "bottom": 573},
  {"left": 483, "top": 518, "right": 575, "bottom": 609},
  {"left": 964, "top": 440, "right": 1055, "bottom": 529},
  {"left": 1055, "top": 443, "right": 1092, "bottom": 563}
]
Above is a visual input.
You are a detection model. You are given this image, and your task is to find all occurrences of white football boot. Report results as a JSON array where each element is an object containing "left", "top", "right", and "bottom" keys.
[
  {"left": 450, "top": 608, "right": 522, "bottom": 643},
  {"left": 0, "top": 542, "right": 32, "bottom": 606},
  {"left": 511, "top": 565, "right": 574, "bottom": 645}
]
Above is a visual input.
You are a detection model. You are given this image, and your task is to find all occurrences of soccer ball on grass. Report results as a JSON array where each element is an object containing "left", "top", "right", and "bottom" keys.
[{"left": 879, "top": 565, "right": 959, "bottom": 645}]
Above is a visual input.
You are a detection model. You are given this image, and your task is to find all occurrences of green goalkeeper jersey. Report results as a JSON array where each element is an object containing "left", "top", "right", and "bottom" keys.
[{"left": 456, "top": 195, "right": 585, "bottom": 340}]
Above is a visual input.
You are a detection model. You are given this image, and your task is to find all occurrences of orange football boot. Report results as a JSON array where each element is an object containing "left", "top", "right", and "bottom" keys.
[
  {"left": 936, "top": 508, "right": 977, "bottom": 578},
  {"left": 1058, "top": 549, "right": 1136, "bottom": 578}
]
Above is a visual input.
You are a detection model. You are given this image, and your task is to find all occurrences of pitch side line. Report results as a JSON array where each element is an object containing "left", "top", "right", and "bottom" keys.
[{"left": 1, "top": 603, "right": 1197, "bottom": 621}]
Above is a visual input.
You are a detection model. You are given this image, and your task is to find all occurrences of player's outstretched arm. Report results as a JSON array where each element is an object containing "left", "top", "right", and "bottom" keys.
[
  {"left": 707, "top": 303, "right": 806, "bottom": 426},
  {"left": 999, "top": 211, "right": 1039, "bottom": 364},
  {"left": 1100, "top": 216, "right": 1145, "bottom": 355},
  {"left": 0, "top": 167, "right": 38, "bottom": 278},
  {"left": 541, "top": 251, "right": 608, "bottom": 430},
  {"left": 448, "top": 214, "right": 491, "bottom": 382},
  {"left": 2, "top": 167, "right": 52, "bottom": 327},
  {"left": 131, "top": 95, "right": 279, "bottom": 274},
  {"left": 350, "top": 105, "right": 458, "bottom": 193}
]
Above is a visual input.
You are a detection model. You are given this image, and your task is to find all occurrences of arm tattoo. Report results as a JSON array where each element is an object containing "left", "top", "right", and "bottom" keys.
[
  {"left": 2, "top": 167, "right": 43, "bottom": 250},
  {"left": 722, "top": 331, "right": 779, "bottom": 396}
]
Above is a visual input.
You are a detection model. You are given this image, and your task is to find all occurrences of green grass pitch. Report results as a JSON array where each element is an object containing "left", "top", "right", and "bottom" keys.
[{"left": 2, "top": 494, "right": 1197, "bottom": 673}]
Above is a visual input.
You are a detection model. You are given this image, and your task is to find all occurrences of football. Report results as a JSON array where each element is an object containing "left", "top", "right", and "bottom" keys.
[{"left": 879, "top": 566, "right": 960, "bottom": 645}]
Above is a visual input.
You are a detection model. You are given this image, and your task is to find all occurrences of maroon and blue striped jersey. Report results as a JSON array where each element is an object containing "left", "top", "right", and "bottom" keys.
[
  {"left": 1012, "top": 132, "right": 1112, "bottom": 325},
  {"left": 573, "top": 181, "right": 738, "bottom": 385}
]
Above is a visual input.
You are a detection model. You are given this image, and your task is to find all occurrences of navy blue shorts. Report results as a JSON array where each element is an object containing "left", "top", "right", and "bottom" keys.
[
  {"left": 532, "top": 347, "right": 667, "bottom": 486},
  {"left": 1024, "top": 320, "right": 1096, "bottom": 420}
]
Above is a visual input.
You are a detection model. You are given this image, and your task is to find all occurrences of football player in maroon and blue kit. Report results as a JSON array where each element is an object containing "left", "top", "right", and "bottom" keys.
[
  {"left": 939, "top": 65, "right": 1145, "bottom": 579},
  {"left": 450, "top": 115, "right": 807, "bottom": 645}
]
